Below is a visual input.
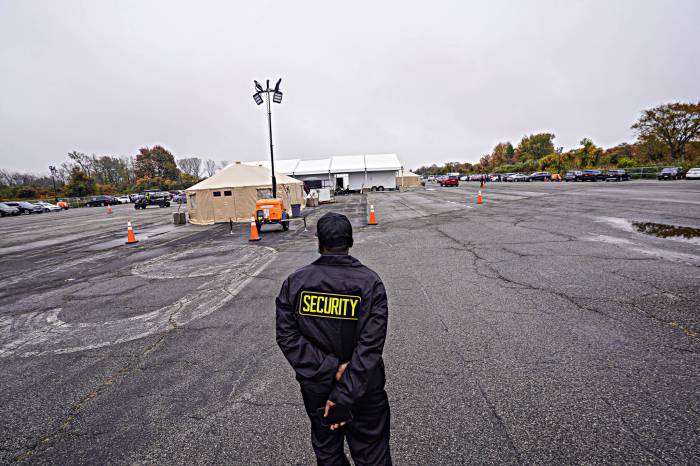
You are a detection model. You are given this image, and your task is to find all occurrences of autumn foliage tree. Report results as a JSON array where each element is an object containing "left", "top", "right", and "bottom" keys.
[
  {"left": 632, "top": 102, "right": 700, "bottom": 162},
  {"left": 135, "top": 146, "right": 179, "bottom": 180}
]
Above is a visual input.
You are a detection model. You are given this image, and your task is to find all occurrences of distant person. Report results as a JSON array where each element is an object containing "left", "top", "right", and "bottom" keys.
[{"left": 276, "top": 212, "right": 392, "bottom": 466}]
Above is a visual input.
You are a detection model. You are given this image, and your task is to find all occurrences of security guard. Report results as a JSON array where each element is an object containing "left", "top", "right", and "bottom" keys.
[{"left": 276, "top": 212, "right": 392, "bottom": 466}]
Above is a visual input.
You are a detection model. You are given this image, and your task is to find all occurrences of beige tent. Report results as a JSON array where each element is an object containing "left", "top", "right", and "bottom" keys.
[
  {"left": 396, "top": 171, "right": 421, "bottom": 188},
  {"left": 186, "top": 162, "right": 305, "bottom": 225}
]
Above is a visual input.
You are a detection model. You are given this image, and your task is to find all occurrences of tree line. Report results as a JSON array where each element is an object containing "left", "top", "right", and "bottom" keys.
[
  {"left": 414, "top": 102, "right": 700, "bottom": 175},
  {"left": 0, "top": 146, "right": 230, "bottom": 200}
]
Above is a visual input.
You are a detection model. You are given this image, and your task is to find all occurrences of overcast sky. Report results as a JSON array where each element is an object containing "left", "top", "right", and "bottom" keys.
[{"left": 1, "top": 0, "right": 698, "bottom": 173}]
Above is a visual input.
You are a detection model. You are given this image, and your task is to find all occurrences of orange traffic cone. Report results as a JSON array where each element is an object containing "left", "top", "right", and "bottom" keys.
[
  {"left": 249, "top": 217, "right": 260, "bottom": 241},
  {"left": 107, "top": 205, "right": 113, "bottom": 214},
  {"left": 125, "top": 220, "right": 138, "bottom": 244},
  {"left": 477, "top": 190, "right": 483, "bottom": 205},
  {"left": 368, "top": 205, "right": 377, "bottom": 225}
]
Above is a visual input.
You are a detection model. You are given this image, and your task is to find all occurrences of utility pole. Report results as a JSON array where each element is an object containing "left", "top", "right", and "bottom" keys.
[
  {"left": 49, "top": 165, "right": 58, "bottom": 202},
  {"left": 556, "top": 147, "right": 563, "bottom": 174}
]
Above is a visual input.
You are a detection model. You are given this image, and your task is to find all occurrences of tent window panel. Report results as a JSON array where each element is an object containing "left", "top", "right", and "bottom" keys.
[
  {"left": 213, "top": 191, "right": 221, "bottom": 197},
  {"left": 189, "top": 193, "right": 197, "bottom": 208},
  {"left": 257, "top": 188, "right": 272, "bottom": 199},
  {"left": 224, "top": 190, "right": 232, "bottom": 196}
]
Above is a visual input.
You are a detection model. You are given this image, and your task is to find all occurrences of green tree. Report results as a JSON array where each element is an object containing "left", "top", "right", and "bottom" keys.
[
  {"left": 64, "top": 167, "right": 97, "bottom": 197},
  {"left": 514, "top": 133, "right": 555, "bottom": 162},
  {"left": 504, "top": 142, "right": 515, "bottom": 164},
  {"left": 575, "top": 138, "right": 603, "bottom": 168},
  {"left": 632, "top": 102, "right": 700, "bottom": 162}
]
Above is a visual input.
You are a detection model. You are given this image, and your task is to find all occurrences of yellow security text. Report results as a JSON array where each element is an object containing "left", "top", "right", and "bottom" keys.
[{"left": 299, "top": 291, "right": 361, "bottom": 321}]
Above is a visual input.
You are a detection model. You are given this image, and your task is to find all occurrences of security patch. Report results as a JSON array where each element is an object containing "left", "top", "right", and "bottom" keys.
[{"left": 299, "top": 291, "right": 361, "bottom": 321}]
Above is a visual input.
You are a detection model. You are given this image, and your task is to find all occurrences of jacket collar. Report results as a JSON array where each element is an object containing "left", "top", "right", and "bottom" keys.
[{"left": 313, "top": 254, "right": 363, "bottom": 267}]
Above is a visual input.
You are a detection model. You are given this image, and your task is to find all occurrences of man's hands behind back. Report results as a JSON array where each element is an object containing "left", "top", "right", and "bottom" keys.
[{"left": 324, "top": 362, "right": 350, "bottom": 430}]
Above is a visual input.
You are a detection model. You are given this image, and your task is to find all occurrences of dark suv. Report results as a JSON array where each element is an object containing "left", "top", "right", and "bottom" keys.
[
  {"left": 581, "top": 170, "right": 605, "bottom": 181},
  {"left": 528, "top": 172, "right": 552, "bottom": 182},
  {"left": 0, "top": 202, "right": 20, "bottom": 216},
  {"left": 605, "top": 169, "right": 631, "bottom": 181},
  {"left": 564, "top": 171, "right": 582, "bottom": 182},
  {"left": 4, "top": 201, "right": 44, "bottom": 214},
  {"left": 657, "top": 167, "right": 683, "bottom": 180},
  {"left": 85, "top": 195, "right": 119, "bottom": 207}
]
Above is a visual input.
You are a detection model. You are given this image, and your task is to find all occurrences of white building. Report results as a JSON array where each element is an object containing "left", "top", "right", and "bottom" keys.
[{"left": 244, "top": 154, "right": 402, "bottom": 191}]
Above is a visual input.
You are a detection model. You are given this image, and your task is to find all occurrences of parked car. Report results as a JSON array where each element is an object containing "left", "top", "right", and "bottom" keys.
[
  {"left": 685, "top": 167, "right": 700, "bottom": 180},
  {"left": 439, "top": 176, "right": 459, "bottom": 187},
  {"left": 528, "top": 171, "right": 552, "bottom": 182},
  {"left": 564, "top": 171, "right": 582, "bottom": 182},
  {"left": 116, "top": 196, "right": 130, "bottom": 204},
  {"left": 173, "top": 193, "right": 187, "bottom": 203},
  {"left": 605, "top": 169, "right": 631, "bottom": 182},
  {"left": 459, "top": 175, "right": 469, "bottom": 181},
  {"left": 506, "top": 173, "right": 528, "bottom": 182},
  {"left": 469, "top": 174, "right": 483, "bottom": 181},
  {"left": 134, "top": 191, "right": 171, "bottom": 209},
  {"left": 85, "top": 195, "right": 119, "bottom": 207},
  {"left": 580, "top": 170, "right": 605, "bottom": 181},
  {"left": 0, "top": 202, "right": 20, "bottom": 216},
  {"left": 4, "top": 201, "right": 44, "bottom": 214},
  {"left": 657, "top": 167, "right": 683, "bottom": 180},
  {"left": 34, "top": 201, "right": 62, "bottom": 212}
]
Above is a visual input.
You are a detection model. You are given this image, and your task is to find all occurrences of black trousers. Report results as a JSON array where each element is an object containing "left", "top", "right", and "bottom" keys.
[{"left": 300, "top": 384, "right": 392, "bottom": 466}]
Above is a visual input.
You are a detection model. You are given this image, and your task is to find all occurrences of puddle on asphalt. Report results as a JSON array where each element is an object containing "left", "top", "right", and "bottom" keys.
[{"left": 632, "top": 222, "right": 700, "bottom": 240}]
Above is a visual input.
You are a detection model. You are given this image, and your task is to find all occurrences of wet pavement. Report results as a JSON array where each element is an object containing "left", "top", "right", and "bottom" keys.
[{"left": 1, "top": 181, "right": 699, "bottom": 464}]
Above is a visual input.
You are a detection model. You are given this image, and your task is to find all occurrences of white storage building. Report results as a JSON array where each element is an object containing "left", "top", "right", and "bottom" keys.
[{"left": 244, "top": 154, "right": 402, "bottom": 191}]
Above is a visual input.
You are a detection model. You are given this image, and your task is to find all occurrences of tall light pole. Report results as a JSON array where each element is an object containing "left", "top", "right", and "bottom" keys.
[
  {"left": 556, "top": 147, "right": 563, "bottom": 174},
  {"left": 49, "top": 165, "right": 58, "bottom": 202},
  {"left": 253, "top": 78, "right": 283, "bottom": 198}
]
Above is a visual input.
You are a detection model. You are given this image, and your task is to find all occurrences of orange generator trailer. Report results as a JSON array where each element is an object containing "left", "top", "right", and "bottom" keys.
[{"left": 254, "top": 198, "right": 289, "bottom": 232}]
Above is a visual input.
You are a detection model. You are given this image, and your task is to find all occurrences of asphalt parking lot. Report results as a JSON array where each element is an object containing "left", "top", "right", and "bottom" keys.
[{"left": 1, "top": 181, "right": 699, "bottom": 464}]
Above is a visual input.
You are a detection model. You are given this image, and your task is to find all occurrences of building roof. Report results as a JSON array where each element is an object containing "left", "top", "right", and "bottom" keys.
[
  {"left": 294, "top": 158, "right": 332, "bottom": 175},
  {"left": 186, "top": 162, "right": 302, "bottom": 191},
  {"left": 330, "top": 155, "right": 366, "bottom": 173},
  {"left": 364, "top": 153, "right": 402, "bottom": 171},
  {"left": 238, "top": 154, "right": 402, "bottom": 176}
]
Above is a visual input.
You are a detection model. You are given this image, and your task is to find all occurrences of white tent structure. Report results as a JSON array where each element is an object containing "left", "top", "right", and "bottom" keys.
[
  {"left": 242, "top": 154, "right": 402, "bottom": 191},
  {"left": 396, "top": 171, "right": 421, "bottom": 188},
  {"left": 185, "top": 162, "right": 305, "bottom": 225}
]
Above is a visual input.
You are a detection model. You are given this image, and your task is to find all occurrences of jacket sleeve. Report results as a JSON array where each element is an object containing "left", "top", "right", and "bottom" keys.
[
  {"left": 276, "top": 277, "right": 339, "bottom": 382},
  {"left": 329, "top": 279, "right": 388, "bottom": 406}
]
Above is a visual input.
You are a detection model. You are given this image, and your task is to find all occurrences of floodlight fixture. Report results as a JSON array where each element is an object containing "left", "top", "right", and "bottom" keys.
[
  {"left": 274, "top": 78, "right": 282, "bottom": 92},
  {"left": 254, "top": 80, "right": 264, "bottom": 93},
  {"left": 253, "top": 93, "right": 264, "bottom": 105},
  {"left": 272, "top": 91, "right": 283, "bottom": 104}
]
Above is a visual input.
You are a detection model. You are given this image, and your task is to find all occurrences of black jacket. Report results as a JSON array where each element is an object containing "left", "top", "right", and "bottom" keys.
[{"left": 276, "top": 254, "right": 388, "bottom": 407}]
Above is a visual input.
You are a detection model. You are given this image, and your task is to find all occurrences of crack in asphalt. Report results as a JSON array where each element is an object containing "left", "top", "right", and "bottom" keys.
[
  {"left": 412, "top": 273, "right": 524, "bottom": 464},
  {"left": 10, "top": 301, "right": 183, "bottom": 463},
  {"left": 600, "top": 397, "right": 674, "bottom": 465}
]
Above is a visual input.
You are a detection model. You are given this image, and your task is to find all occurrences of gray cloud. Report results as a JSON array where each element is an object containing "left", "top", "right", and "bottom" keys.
[{"left": 1, "top": 0, "right": 698, "bottom": 173}]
